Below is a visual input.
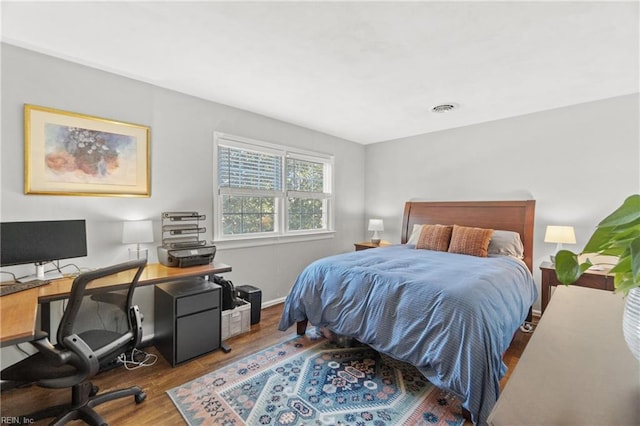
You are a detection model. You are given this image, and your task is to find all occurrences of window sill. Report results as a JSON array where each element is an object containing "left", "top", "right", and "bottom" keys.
[{"left": 214, "top": 231, "right": 335, "bottom": 250}]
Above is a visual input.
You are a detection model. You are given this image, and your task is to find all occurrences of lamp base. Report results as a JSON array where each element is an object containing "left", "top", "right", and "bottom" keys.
[
  {"left": 370, "top": 230, "right": 382, "bottom": 246},
  {"left": 129, "top": 248, "right": 148, "bottom": 261}
]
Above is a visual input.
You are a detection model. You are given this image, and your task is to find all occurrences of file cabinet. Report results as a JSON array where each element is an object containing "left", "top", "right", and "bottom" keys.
[{"left": 154, "top": 278, "right": 221, "bottom": 366}]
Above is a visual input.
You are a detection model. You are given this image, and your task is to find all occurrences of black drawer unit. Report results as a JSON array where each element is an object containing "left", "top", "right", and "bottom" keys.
[{"left": 154, "top": 278, "right": 221, "bottom": 366}]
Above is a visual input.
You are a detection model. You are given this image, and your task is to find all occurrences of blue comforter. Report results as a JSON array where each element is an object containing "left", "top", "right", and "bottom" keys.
[{"left": 278, "top": 244, "right": 537, "bottom": 425}]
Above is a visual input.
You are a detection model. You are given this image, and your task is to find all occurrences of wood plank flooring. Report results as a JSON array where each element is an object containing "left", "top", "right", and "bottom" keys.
[{"left": 0, "top": 304, "right": 537, "bottom": 425}]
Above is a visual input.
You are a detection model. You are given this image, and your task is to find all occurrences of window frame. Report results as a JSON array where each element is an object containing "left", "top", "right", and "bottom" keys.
[{"left": 213, "top": 132, "right": 335, "bottom": 246}]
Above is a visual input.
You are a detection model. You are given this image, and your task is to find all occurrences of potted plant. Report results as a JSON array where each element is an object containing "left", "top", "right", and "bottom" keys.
[{"left": 554, "top": 194, "right": 640, "bottom": 360}]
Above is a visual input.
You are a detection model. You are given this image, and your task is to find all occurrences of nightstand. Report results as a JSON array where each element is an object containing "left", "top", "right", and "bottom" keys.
[
  {"left": 540, "top": 261, "right": 614, "bottom": 314},
  {"left": 354, "top": 241, "right": 392, "bottom": 251}
]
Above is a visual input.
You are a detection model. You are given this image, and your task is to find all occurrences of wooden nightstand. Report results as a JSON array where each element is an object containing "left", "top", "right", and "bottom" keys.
[
  {"left": 540, "top": 261, "right": 614, "bottom": 314},
  {"left": 354, "top": 241, "right": 392, "bottom": 251}
]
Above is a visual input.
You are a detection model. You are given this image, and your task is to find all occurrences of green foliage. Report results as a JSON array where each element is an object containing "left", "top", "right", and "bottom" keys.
[
  {"left": 286, "top": 158, "right": 324, "bottom": 192},
  {"left": 222, "top": 196, "right": 275, "bottom": 234},
  {"left": 288, "top": 198, "right": 324, "bottom": 231},
  {"left": 555, "top": 194, "right": 640, "bottom": 294},
  {"left": 219, "top": 153, "right": 328, "bottom": 236}
]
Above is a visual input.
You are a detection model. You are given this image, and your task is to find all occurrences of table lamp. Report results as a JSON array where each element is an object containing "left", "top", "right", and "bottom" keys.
[
  {"left": 544, "top": 225, "right": 576, "bottom": 263},
  {"left": 368, "top": 219, "right": 384, "bottom": 245},
  {"left": 122, "top": 220, "right": 154, "bottom": 260}
]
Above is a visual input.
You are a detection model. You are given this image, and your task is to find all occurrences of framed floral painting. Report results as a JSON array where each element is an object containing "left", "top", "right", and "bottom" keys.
[{"left": 24, "top": 104, "right": 151, "bottom": 197}]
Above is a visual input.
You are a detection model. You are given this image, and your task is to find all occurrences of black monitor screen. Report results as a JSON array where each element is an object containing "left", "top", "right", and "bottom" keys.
[{"left": 0, "top": 220, "right": 87, "bottom": 267}]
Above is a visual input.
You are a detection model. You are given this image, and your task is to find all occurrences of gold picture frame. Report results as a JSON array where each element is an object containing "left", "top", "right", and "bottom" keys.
[{"left": 24, "top": 104, "right": 151, "bottom": 197}]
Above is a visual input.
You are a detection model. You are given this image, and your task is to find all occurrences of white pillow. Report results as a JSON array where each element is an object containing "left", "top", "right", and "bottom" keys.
[
  {"left": 487, "top": 230, "right": 524, "bottom": 259},
  {"left": 407, "top": 224, "right": 424, "bottom": 245}
]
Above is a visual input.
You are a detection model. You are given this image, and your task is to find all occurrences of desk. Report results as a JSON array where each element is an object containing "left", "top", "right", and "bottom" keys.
[
  {"left": 0, "top": 262, "right": 231, "bottom": 347},
  {"left": 488, "top": 286, "right": 640, "bottom": 425}
]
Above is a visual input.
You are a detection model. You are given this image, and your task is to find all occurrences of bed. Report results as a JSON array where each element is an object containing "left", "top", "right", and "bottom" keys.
[{"left": 278, "top": 200, "right": 537, "bottom": 425}]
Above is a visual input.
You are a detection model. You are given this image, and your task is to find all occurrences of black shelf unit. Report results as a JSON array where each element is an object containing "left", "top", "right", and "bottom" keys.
[{"left": 160, "top": 211, "right": 207, "bottom": 250}]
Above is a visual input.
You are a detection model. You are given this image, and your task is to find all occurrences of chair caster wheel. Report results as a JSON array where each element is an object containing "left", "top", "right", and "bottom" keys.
[
  {"left": 90, "top": 385, "right": 99, "bottom": 396},
  {"left": 135, "top": 391, "right": 147, "bottom": 404}
]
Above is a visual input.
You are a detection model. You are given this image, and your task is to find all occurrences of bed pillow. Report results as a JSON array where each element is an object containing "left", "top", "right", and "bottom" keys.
[
  {"left": 407, "top": 224, "right": 424, "bottom": 245},
  {"left": 488, "top": 230, "right": 525, "bottom": 259},
  {"left": 448, "top": 225, "right": 494, "bottom": 257},
  {"left": 416, "top": 224, "right": 453, "bottom": 251}
]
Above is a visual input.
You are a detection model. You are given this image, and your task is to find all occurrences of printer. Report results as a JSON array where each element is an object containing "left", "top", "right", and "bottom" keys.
[{"left": 157, "top": 245, "right": 216, "bottom": 268}]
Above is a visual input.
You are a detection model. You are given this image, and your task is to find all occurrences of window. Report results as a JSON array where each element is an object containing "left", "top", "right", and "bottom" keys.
[{"left": 214, "top": 132, "right": 333, "bottom": 242}]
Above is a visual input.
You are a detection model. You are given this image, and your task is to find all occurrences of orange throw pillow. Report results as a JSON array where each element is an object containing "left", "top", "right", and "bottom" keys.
[
  {"left": 416, "top": 224, "right": 453, "bottom": 252},
  {"left": 448, "top": 225, "right": 494, "bottom": 257}
]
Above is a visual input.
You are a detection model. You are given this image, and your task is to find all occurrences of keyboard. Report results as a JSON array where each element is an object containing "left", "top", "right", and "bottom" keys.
[{"left": 0, "top": 279, "right": 51, "bottom": 297}]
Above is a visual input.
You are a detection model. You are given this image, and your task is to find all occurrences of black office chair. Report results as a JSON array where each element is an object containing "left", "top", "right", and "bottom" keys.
[{"left": 1, "top": 259, "right": 148, "bottom": 425}]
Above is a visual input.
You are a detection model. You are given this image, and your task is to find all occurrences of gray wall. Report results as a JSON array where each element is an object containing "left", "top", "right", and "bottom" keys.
[
  {"left": 0, "top": 44, "right": 365, "bottom": 361},
  {"left": 364, "top": 93, "right": 640, "bottom": 309},
  {"left": 2, "top": 42, "right": 639, "bottom": 364}
]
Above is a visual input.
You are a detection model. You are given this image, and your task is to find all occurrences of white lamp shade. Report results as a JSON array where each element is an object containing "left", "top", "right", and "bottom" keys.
[
  {"left": 544, "top": 225, "right": 576, "bottom": 244},
  {"left": 122, "top": 220, "right": 154, "bottom": 244},
  {"left": 368, "top": 219, "right": 384, "bottom": 232}
]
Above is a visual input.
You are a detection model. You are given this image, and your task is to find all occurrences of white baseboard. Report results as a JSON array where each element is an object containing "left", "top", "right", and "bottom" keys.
[{"left": 262, "top": 296, "right": 286, "bottom": 309}]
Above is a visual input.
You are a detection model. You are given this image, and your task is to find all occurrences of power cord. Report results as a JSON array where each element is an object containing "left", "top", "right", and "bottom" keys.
[
  {"left": 15, "top": 343, "right": 32, "bottom": 357},
  {"left": 116, "top": 348, "right": 157, "bottom": 370},
  {"left": 55, "top": 261, "right": 84, "bottom": 276},
  {"left": 0, "top": 271, "right": 18, "bottom": 283},
  {"left": 14, "top": 261, "right": 86, "bottom": 282}
]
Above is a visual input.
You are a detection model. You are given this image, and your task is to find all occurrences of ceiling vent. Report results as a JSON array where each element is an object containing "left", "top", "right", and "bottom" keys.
[{"left": 431, "top": 104, "right": 456, "bottom": 113}]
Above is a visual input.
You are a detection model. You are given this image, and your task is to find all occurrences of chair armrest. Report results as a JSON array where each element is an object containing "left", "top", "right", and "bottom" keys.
[
  {"left": 63, "top": 334, "right": 100, "bottom": 376},
  {"left": 130, "top": 305, "right": 143, "bottom": 348},
  {"left": 30, "top": 332, "right": 73, "bottom": 366},
  {"left": 37, "top": 334, "right": 100, "bottom": 388}
]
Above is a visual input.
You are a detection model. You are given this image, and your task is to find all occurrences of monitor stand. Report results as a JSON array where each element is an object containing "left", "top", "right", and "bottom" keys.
[{"left": 17, "top": 263, "right": 64, "bottom": 283}]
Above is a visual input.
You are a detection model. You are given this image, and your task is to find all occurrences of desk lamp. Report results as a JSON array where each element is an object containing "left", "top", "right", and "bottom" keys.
[
  {"left": 122, "top": 220, "right": 154, "bottom": 260},
  {"left": 544, "top": 225, "right": 576, "bottom": 264},
  {"left": 368, "top": 219, "right": 384, "bottom": 245}
]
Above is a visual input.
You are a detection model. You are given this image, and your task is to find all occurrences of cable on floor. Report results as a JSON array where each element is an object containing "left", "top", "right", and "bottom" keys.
[
  {"left": 520, "top": 322, "right": 535, "bottom": 333},
  {"left": 116, "top": 348, "right": 158, "bottom": 370}
]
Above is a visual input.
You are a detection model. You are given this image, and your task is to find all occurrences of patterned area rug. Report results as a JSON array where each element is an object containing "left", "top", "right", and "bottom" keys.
[{"left": 167, "top": 335, "right": 465, "bottom": 425}]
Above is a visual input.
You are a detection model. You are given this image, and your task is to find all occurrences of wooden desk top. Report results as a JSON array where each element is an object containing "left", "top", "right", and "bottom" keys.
[
  {"left": 0, "top": 261, "right": 231, "bottom": 346},
  {"left": 39, "top": 261, "right": 232, "bottom": 301},
  {"left": 0, "top": 288, "right": 40, "bottom": 347}
]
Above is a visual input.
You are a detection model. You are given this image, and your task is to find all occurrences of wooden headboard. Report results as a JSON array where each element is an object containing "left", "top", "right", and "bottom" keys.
[{"left": 401, "top": 200, "right": 536, "bottom": 272}]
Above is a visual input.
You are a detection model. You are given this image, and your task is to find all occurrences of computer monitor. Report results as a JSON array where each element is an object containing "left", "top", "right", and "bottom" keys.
[{"left": 0, "top": 219, "right": 87, "bottom": 280}]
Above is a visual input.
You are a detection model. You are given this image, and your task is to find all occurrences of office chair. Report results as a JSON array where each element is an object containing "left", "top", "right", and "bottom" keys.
[{"left": 1, "top": 259, "right": 148, "bottom": 425}]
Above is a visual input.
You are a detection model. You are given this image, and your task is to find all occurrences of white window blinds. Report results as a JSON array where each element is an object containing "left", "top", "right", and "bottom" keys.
[{"left": 214, "top": 132, "right": 334, "bottom": 241}]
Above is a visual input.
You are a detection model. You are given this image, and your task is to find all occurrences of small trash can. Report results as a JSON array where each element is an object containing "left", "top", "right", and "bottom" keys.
[{"left": 236, "top": 285, "right": 262, "bottom": 325}]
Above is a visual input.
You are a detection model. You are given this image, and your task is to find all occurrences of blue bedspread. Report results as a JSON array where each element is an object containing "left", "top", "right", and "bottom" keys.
[{"left": 278, "top": 244, "right": 537, "bottom": 425}]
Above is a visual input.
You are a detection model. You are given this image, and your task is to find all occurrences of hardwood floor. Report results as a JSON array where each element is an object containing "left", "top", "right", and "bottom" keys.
[{"left": 0, "top": 304, "right": 537, "bottom": 425}]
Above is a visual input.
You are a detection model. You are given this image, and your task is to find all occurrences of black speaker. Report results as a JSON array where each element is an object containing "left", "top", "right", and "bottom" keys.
[{"left": 236, "top": 285, "right": 261, "bottom": 325}]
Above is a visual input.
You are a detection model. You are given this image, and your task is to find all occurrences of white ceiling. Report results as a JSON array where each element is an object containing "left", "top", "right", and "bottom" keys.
[{"left": 2, "top": 1, "right": 638, "bottom": 144}]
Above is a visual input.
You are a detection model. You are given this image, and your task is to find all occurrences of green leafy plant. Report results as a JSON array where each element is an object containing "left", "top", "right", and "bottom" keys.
[{"left": 555, "top": 194, "right": 640, "bottom": 295}]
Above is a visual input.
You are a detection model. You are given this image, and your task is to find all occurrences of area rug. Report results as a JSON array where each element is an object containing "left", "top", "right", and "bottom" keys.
[{"left": 167, "top": 334, "right": 465, "bottom": 425}]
